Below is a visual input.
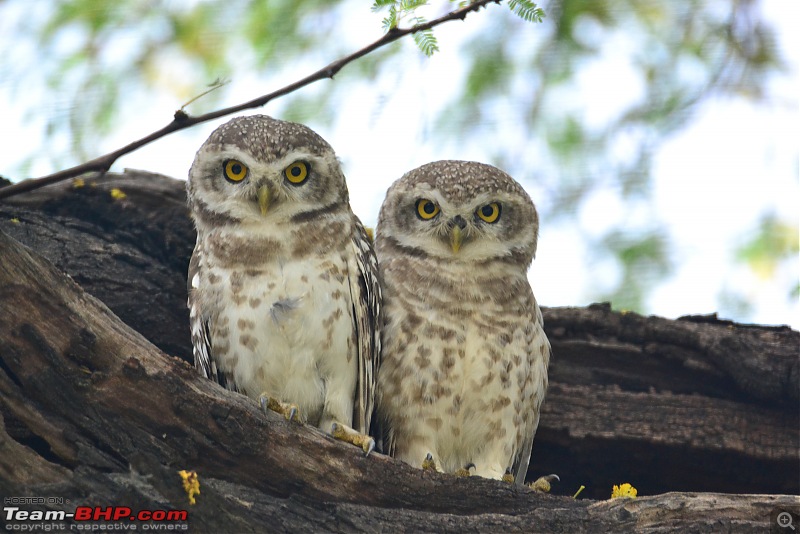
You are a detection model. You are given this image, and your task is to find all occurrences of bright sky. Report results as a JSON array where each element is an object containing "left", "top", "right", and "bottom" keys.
[{"left": 1, "top": 0, "right": 797, "bottom": 328}]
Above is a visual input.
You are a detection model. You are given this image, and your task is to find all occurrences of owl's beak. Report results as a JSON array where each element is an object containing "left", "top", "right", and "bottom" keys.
[
  {"left": 450, "top": 226, "right": 463, "bottom": 253},
  {"left": 449, "top": 215, "right": 467, "bottom": 253},
  {"left": 257, "top": 185, "right": 271, "bottom": 216},
  {"left": 448, "top": 215, "right": 467, "bottom": 254}
]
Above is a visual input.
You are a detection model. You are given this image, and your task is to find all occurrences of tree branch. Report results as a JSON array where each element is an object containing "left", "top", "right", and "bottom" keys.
[
  {"left": 2, "top": 170, "right": 797, "bottom": 505},
  {"left": 1, "top": 214, "right": 798, "bottom": 532},
  {"left": 0, "top": 0, "right": 500, "bottom": 201}
]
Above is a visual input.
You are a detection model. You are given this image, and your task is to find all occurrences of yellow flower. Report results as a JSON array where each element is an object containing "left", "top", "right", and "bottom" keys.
[
  {"left": 611, "top": 483, "right": 638, "bottom": 499},
  {"left": 178, "top": 470, "right": 200, "bottom": 505},
  {"left": 110, "top": 188, "right": 127, "bottom": 200},
  {"left": 10, "top": 217, "right": 20, "bottom": 224},
  {"left": 73, "top": 178, "right": 85, "bottom": 188}
]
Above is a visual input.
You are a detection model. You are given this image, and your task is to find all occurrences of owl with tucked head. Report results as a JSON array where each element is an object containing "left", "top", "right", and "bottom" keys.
[
  {"left": 187, "top": 115, "right": 381, "bottom": 453},
  {"left": 375, "top": 160, "right": 550, "bottom": 484}
]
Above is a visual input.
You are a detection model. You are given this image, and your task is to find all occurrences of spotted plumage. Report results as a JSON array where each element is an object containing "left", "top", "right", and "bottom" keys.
[
  {"left": 187, "top": 115, "right": 381, "bottom": 445},
  {"left": 375, "top": 160, "right": 550, "bottom": 484}
]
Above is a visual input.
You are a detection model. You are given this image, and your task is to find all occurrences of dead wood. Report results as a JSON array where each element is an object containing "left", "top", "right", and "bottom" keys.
[{"left": 1, "top": 171, "right": 797, "bottom": 532}]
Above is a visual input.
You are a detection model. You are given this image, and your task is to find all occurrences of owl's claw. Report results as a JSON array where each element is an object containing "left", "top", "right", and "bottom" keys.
[
  {"left": 258, "top": 393, "right": 300, "bottom": 422},
  {"left": 529, "top": 473, "right": 560, "bottom": 493},
  {"left": 502, "top": 467, "right": 515, "bottom": 484},
  {"left": 454, "top": 463, "right": 475, "bottom": 477},
  {"left": 421, "top": 453, "right": 438, "bottom": 472},
  {"left": 331, "top": 422, "right": 375, "bottom": 457}
]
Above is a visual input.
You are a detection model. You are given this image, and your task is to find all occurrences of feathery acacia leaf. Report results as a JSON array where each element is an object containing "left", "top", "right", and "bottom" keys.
[
  {"left": 382, "top": 5, "right": 398, "bottom": 30},
  {"left": 412, "top": 19, "right": 439, "bottom": 57},
  {"left": 374, "top": 0, "right": 441, "bottom": 56},
  {"left": 508, "top": 0, "right": 545, "bottom": 23},
  {"left": 400, "top": 0, "right": 429, "bottom": 10},
  {"left": 371, "top": 0, "right": 396, "bottom": 11}
]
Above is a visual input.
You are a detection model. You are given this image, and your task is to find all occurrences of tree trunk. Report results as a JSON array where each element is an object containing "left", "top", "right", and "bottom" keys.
[{"left": 1, "top": 171, "right": 797, "bottom": 532}]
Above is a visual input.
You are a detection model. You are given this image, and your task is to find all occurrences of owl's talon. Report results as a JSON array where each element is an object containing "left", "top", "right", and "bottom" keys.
[
  {"left": 331, "top": 422, "right": 375, "bottom": 456},
  {"left": 502, "top": 467, "right": 515, "bottom": 484},
  {"left": 364, "top": 437, "right": 376, "bottom": 457},
  {"left": 421, "top": 453, "right": 438, "bottom": 472},
  {"left": 454, "top": 463, "right": 475, "bottom": 477},
  {"left": 258, "top": 393, "right": 300, "bottom": 422},
  {"left": 529, "top": 473, "right": 560, "bottom": 493}
]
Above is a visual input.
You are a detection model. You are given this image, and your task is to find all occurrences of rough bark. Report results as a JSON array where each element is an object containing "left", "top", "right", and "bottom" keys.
[{"left": 0, "top": 171, "right": 798, "bottom": 532}]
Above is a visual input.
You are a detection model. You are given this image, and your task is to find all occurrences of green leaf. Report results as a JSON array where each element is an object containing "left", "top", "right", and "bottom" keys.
[
  {"left": 382, "top": 5, "right": 398, "bottom": 30},
  {"left": 413, "top": 28, "right": 439, "bottom": 56},
  {"left": 507, "top": 0, "right": 545, "bottom": 23},
  {"left": 400, "top": 0, "right": 429, "bottom": 11},
  {"left": 411, "top": 17, "right": 438, "bottom": 56},
  {"left": 371, "top": 0, "right": 396, "bottom": 12},
  {"left": 736, "top": 214, "right": 799, "bottom": 279}
]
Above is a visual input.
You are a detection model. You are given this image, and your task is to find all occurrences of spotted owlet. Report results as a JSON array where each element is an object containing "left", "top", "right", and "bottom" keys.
[
  {"left": 375, "top": 160, "right": 550, "bottom": 484},
  {"left": 186, "top": 115, "right": 381, "bottom": 453}
]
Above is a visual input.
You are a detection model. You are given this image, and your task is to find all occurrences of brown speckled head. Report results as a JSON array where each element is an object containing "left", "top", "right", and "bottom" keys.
[
  {"left": 391, "top": 160, "right": 532, "bottom": 203},
  {"left": 187, "top": 115, "right": 349, "bottom": 230},
  {"left": 376, "top": 160, "right": 539, "bottom": 266},
  {"left": 200, "top": 115, "right": 333, "bottom": 163}
]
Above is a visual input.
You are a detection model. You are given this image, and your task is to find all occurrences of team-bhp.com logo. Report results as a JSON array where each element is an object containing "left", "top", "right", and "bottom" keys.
[{"left": 4, "top": 504, "right": 188, "bottom": 530}]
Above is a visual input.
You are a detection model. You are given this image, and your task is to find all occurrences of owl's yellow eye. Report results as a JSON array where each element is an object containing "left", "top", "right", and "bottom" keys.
[
  {"left": 223, "top": 160, "right": 248, "bottom": 182},
  {"left": 415, "top": 199, "right": 440, "bottom": 220},
  {"left": 284, "top": 161, "right": 309, "bottom": 185},
  {"left": 476, "top": 202, "right": 501, "bottom": 223}
]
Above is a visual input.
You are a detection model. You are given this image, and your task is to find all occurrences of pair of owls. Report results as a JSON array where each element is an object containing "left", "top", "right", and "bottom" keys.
[{"left": 187, "top": 115, "right": 550, "bottom": 484}]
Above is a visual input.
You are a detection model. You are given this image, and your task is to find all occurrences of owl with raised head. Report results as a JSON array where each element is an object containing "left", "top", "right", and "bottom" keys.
[
  {"left": 187, "top": 115, "right": 381, "bottom": 454},
  {"left": 375, "top": 160, "right": 550, "bottom": 484}
]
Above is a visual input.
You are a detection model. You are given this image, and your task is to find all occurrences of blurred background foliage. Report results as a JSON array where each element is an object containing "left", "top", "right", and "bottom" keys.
[{"left": 1, "top": 0, "right": 795, "bottom": 321}]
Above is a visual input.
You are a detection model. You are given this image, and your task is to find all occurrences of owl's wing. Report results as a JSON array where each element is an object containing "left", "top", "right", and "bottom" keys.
[
  {"left": 512, "top": 306, "right": 551, "bottom": 484},
  {"left": 347, "top": 218, "right": 383, "bottom": 436},
  {"left": 188, "top": 238, "right": 239, "bottom": 393}
]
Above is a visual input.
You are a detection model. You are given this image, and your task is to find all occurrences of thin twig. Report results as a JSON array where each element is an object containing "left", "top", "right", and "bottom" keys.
[
  {"left": 180, "top": 78, "right": 230, "bottom": 111},
  {"left": 0, "top": 0, "right": 501, "bottom": 201}
]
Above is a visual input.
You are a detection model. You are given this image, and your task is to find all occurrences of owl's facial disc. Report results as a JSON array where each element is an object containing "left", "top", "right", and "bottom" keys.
[
  {"left": 376, "top": 160, "right": 539, "bottom": 267},
  {"left": 188, "top": 116, "right": 351, "bottom": 232},
  {"left": 408, "top": 198, "right": 517, "bottom": 262},
  {"left": 208, "top": 150, "right": 332, "bottom": 222}
]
